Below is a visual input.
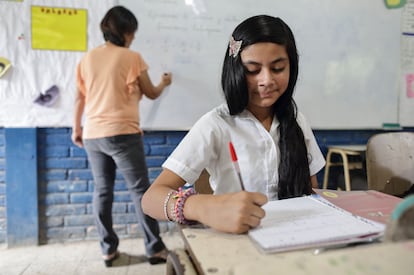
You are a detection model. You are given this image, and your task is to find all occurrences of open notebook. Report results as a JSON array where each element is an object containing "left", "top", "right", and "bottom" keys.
[{"left": 248, "top": 195, "right": 385, "bottom": 253}]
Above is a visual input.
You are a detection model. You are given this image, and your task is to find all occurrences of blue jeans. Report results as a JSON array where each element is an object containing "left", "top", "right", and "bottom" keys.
[{"left": 83, "top": 134, "right": 166, "bottom": 256}]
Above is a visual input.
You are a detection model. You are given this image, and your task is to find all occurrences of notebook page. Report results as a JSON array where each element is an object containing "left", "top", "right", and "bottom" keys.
[{"left": 248, "top": 196, "right": 385, "bottom": 253}]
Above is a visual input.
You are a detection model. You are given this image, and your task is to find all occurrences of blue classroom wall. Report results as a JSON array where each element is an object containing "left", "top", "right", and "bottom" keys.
[{"left": 0, "top": 127, "right": 413, "bottom": 245}]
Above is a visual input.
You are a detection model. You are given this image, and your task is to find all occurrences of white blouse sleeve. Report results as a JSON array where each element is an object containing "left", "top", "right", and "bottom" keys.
[{"left": 162, "top": 110, "right": 223, "bottom": 184}]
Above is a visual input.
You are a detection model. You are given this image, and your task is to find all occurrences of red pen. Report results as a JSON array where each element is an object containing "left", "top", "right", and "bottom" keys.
[{"left": 229, "top": 141, "right": 245, "bottom": 190}]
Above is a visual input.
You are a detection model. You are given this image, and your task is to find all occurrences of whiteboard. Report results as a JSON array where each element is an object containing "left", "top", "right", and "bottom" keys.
[
  {"left": 0, "top": 0, "right": 406, "bottom": 129},
  {"left": 121, "top": 0, "right": 403, "bottom": 129}
]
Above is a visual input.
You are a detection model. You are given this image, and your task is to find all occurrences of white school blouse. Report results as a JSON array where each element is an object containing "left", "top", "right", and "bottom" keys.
[{"left": 163, "top": 104, "right": 325, "bottom": 200}]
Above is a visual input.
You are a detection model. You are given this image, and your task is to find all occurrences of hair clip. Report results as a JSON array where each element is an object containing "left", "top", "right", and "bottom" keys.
[{"left": 229, "top": 36, "right": 242, "bottom": 58}]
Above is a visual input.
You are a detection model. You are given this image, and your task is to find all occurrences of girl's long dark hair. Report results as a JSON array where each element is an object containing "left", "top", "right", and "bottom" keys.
[
  {"left": 100, "top": 6, "right": 138, "bottom": 47},
  {"left": 221, "top": 15, "right": 311, "bottom": 199}
]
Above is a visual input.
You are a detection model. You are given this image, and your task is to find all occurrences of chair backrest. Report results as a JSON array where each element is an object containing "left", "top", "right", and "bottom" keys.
[{"left": 366, "top": 132, "right": 414, "bottom": 196}]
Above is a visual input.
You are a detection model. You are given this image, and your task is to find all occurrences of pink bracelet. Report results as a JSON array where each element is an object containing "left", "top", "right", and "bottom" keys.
[{"left": 173, "top": 187, "right": 197, "bottom": 225}]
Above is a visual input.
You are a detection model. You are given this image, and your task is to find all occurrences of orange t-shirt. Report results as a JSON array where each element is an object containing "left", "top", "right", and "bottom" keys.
[{"left": 76, "top": 43, "right": 148, "bottom": 139}]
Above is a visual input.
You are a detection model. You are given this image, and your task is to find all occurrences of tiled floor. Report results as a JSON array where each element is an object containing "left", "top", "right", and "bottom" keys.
[{"left": 0, "top": 230, "right": 184, "bottom": 275}]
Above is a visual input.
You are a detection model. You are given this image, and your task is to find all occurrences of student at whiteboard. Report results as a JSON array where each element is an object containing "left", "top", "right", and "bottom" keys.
[
  {"left": 142, "top": 15, "right": 325, "bottom": 234},
  {"left": 71, "top": 6, "right": 171, "bottom": 267}
]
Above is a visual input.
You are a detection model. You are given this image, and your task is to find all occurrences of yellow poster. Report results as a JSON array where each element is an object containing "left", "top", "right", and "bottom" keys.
[
  {"left": 384, "top": 0, "right": 406, "bottom": 8},
  {"left": 31, "top": 6, "right": 87, "bottom": 51}
]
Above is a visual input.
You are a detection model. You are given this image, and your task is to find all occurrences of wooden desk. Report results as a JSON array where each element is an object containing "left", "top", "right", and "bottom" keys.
[
  {"left": 180, "top": 228, "right": 414, "bottom": 275},
  {"left": 168, "top": 189, "right": 410, "bottom": 275},
  {"left": 322, "top": 145, "right": 367, "bottom": 191}
]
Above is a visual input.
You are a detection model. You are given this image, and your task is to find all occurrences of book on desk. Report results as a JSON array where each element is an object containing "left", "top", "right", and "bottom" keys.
[
  {"left": 248, "top": 193, "right": 387, "bottom": 254},
  {"left": 313, "top": 189, "right": 401, "bottom": 224}
]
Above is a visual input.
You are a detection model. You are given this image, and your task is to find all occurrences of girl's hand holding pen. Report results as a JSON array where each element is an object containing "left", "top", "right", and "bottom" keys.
[{"left": 189, "top": 191, "right": 268, "bottom": 234}]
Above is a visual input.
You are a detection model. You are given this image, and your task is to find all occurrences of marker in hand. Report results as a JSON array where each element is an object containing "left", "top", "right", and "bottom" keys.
[{"left": 229, "top": 141, "right": 245, "bottom": 190}]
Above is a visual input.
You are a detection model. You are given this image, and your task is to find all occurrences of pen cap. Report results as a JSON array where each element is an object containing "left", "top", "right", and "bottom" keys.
[{"left": 229, "top": 142, "right": 238, "bottom": 161}]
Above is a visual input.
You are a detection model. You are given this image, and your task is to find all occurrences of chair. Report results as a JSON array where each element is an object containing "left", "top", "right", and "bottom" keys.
[
  {"left": 366, "top": 132, "right": 414, "bottom": 197},
  {"left": 166, "top": 249, "right": 197, "bottom": 275},
  {"left": 322, "top": 145, "right": 367, "bottom": 191}
]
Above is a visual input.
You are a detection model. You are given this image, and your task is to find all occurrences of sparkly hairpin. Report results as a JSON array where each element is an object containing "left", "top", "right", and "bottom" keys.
[{"left": 229, "top": 36, "right": 242, "bottom": 58}]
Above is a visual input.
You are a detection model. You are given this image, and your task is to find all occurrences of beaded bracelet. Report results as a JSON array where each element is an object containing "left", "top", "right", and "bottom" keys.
[
  {"left": 163, "top": 190, "right": 175, "bottom": 222},
  {"left": 173, "top": 187, "right": 197, "bottom": 225},
  {"left": 169, "top": 193, "right": 177, "bottom": 222}
]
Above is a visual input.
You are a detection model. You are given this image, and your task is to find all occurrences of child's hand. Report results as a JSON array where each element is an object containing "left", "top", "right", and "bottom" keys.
[{"left": 198, "top": 191, "right": 268, "bottom": 234}]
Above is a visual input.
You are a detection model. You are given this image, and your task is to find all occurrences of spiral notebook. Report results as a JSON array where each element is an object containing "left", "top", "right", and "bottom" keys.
[{"left": 248, "top": 195, "right": 385, "bottom": 253}]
